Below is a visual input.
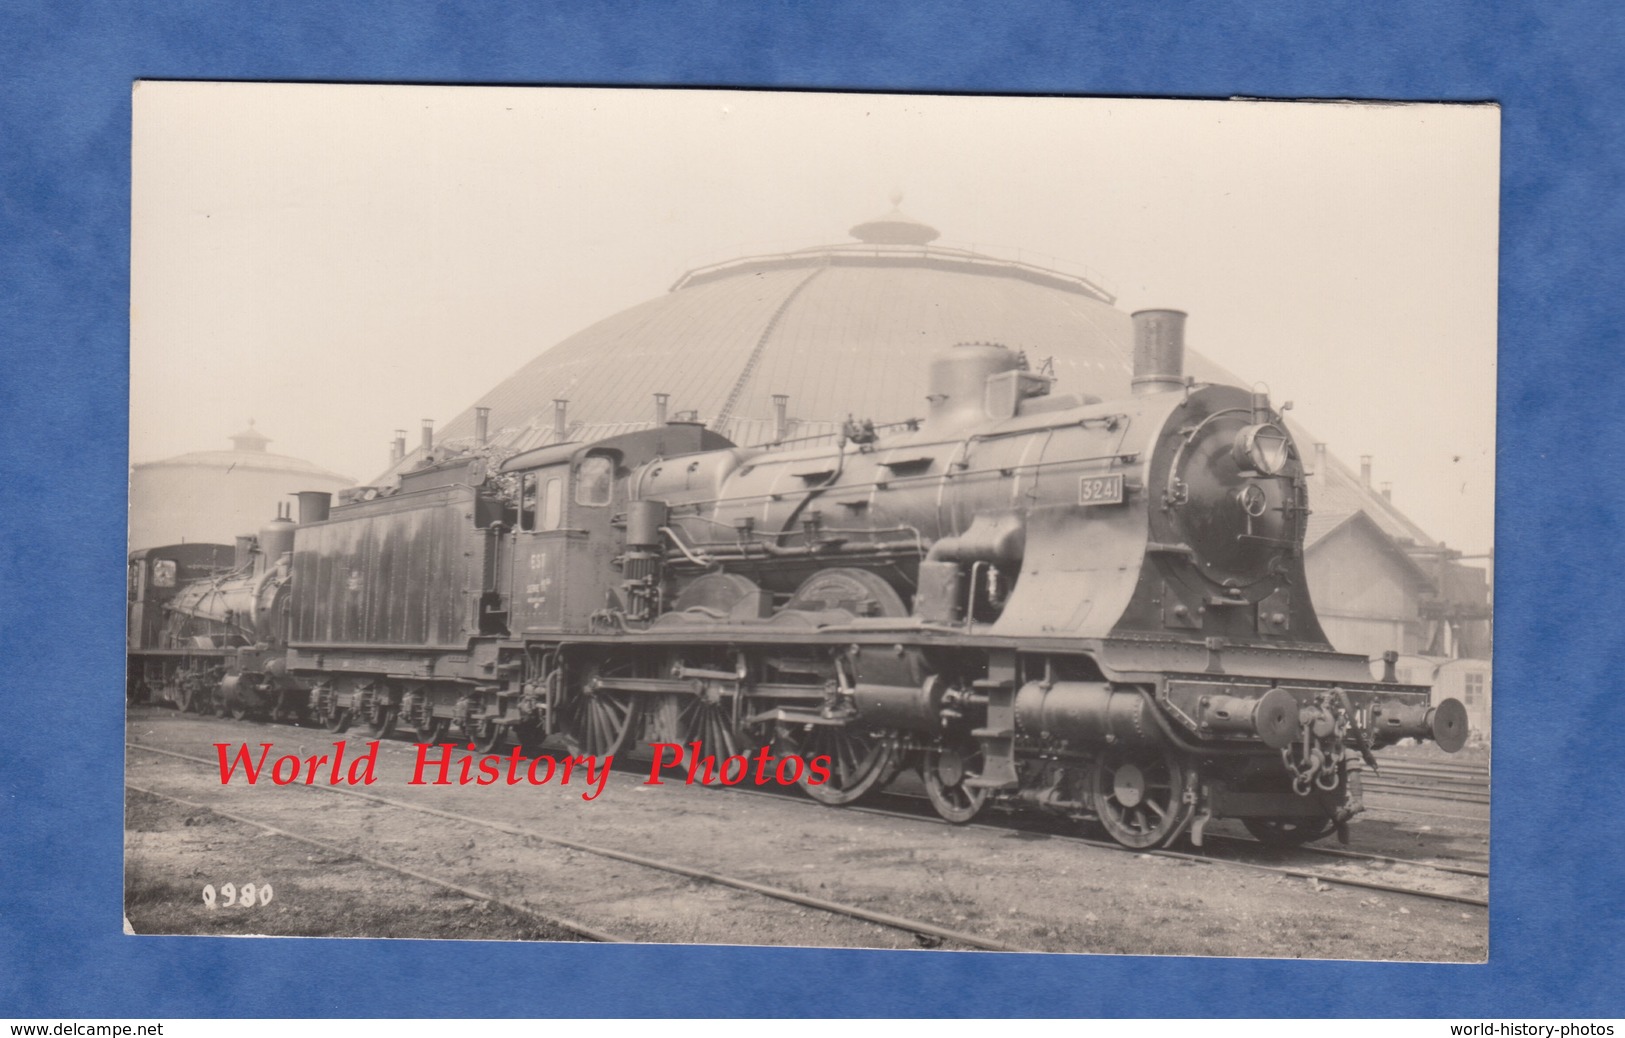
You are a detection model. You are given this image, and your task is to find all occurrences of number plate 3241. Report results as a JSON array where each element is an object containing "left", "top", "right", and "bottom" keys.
[{"left": 1078, "top": 473, "right": 1125, "bottom": 506}]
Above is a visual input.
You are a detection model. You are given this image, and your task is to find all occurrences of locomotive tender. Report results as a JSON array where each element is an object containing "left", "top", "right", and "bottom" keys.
[{"left": 128, "top": 309, "right": 1468, "bottom": 849}]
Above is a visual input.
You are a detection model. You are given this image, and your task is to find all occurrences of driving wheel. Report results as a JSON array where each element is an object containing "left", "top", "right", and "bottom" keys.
[{"left": 1089, "top": 744, "right": 1193, "bottom": 849}]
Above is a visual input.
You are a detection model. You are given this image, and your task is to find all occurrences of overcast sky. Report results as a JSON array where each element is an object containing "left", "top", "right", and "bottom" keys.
[{"left": 132, "top": 83, "right": 1498, "bottom": 555}]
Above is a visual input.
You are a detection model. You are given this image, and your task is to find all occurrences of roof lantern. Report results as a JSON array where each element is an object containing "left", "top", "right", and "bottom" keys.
[
  {"left": 848, "top": 192, "right": 940, "bottom": 246},
  {"left": 228, "top": 419, "right": 271, "bottom": 453}
]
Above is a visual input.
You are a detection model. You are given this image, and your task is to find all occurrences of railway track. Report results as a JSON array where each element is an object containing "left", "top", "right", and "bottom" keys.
[
  {"left": 714, "top": 783, "right": 1488, "bottom": 908},
  {"left": 1364, "top": 781, "right": 1489, "bottom": 805},
  {"left": 1223, "top": 835, "right": 1487, "bottom": 879},
  {"left": 126, "top": 741, "right": 1037, "bottom": 952},
  {"left": 1355, "top": 801, "right": 1491, "bottom": 825},
  {"left": 1378, "top": 758, "right": 1489, "bottom": 775},
  {"left": 126, "top": 782, "right": 628, "bottom": 942}
]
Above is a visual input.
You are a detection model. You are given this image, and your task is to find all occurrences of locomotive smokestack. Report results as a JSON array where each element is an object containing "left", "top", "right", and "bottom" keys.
[
  {"left": 296, "top": 490, "right": 332, "bottom": 524},
  {"left": 654, "top": 393, "right": 669, "bottom": 426},
  {"left": 772, "top": 394, "right": 790, "bottom": 440},
  {"left": 553, "top": 399, "right": 569, "bottom": 441},
  {"left": 475, "top": 407, "right": 490, "bottom": 446},
  {"left": 1360, "top": 454, "right": 1372, "bottom": 488},
  {"left": 391, "top": 429, "right": 406, "bottom": 465},
  {"left": 421, "top": 419, "right": 434, "bottom": 453},
  {"left": 1131, "top": 309, "right": 1187, "bottom": 395}
]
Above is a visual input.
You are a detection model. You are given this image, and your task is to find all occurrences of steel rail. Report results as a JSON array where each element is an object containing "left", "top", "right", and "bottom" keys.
[
  {"left": 1380, "top": 761, "right": 1490, "bottom": 776},
  {"left": 125, "top": 782, "right": 626, "bottom": 943},
  {"left": 1201, "top": 834, "right": 1490, "bottom": 879},
  {"left": 709, "top": 783, "right": 1489, "bottom": 908},
  {"left": 1377, "top": 778, "right": 1491, "bottom": 793},
  {"left": 1358, "top": 801, "right": 1488, "bottom": 824},
  {"left": 128, "top": 742, "right": 1036, "bottom": 953},
  {"left": 1363, "top": 781, "right": 1490, "bottom": 805}
]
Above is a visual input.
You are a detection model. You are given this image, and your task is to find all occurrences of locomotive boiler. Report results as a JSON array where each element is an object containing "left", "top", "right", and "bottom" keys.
[
  {"left": 603, "top": 309, "right": 1467, "bottom": 844},
  {"left": 127, "top": 505, "right": 305, "bottom": 717},
  {"left": 130, "top": 307, "right": 1468, "bottom": 850}
]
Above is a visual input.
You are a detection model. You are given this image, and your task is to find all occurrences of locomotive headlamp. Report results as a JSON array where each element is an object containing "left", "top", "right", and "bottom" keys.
[{"left": 1233, "top": 423, "right": 1291, "bottom": 476}]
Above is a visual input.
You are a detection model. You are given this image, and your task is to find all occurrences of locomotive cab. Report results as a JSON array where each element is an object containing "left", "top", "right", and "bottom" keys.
[
  {"left": 501, "top": 423, "right": 733, "bottom": 634},
  {"left": 126, "top": 542, "right": 240, "bottom": 705}
]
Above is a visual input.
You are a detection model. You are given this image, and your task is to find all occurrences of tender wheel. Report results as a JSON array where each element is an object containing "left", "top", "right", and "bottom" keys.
[
  {"left": 417, "top": 717, "right": 450, "bottom": 746},
  {"left": 323, "top": 707, "right": 352, "bottom": 733},
  {"left": 779, "top": 726, "right": 897, "bottom": 806},
  {"left": 1089, "top": 745, "right": 1193, "bottom": 849},
  {"left": 559, "top": 686, "right": 636, "bottom": 757},
  {"left": 364, "top": 700, "right": 397, "bottom": 739},
  {"left": 1243, "top": 816, "right": 1337, "bottom": 847},
  {"left": 922, "top": 742, "right": 988, "bottom": 824},
  {"left": 465, "top": 718, "right": 506, "bottom": 754}
]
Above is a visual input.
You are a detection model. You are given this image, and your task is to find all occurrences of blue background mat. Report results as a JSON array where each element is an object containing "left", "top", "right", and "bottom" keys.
[{"left": 3, "top": 0, "right": 1621, "bottom": 1018}]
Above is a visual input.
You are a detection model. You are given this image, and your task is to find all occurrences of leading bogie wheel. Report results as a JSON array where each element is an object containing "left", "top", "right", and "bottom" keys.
[
  {"left": 921, "top": 742, "right": 989, "bottom": 824},
  {"left": 1237, "top": 770, "right": 1338, "bottom": 847},
  {"left": 1089, "top": 744, "right": 1193, "bottom": 849},
  {"left": 1242, "top": 816, "right": 1337, "bottom": 847}
]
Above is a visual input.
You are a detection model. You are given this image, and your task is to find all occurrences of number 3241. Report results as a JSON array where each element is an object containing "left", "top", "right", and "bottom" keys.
[{"left": 202, "top": 882, "right": 273, "bottom": 909}]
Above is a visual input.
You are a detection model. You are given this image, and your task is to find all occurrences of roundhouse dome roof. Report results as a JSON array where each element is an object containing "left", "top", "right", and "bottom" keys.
[
  {"left": 433, "top": 209, "right": 1245, "bottom": 456},
  {"left": 134, "top": 419, "right": 354, "bottom": 483}
]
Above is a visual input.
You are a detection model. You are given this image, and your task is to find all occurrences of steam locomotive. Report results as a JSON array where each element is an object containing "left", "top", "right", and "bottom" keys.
[{"left": 127, "top": 309, "right": 1468, "bottom": 849}]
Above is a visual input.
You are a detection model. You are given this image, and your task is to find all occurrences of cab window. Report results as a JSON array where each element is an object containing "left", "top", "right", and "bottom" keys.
[
  {"left": 577, "top": 455, "right": 613, "bottom": 506},
  {"left": 152, "top": 559, "right": 177, "bottom": 588},
  {"left": 542, "top": 476, "right": 563, "bottom": 530},
  {"left": 520, "top": 472, "right": 565, "bottom": 531},
  {"left": 520, "top": 473, "right": 539, "bottom": 531}
]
